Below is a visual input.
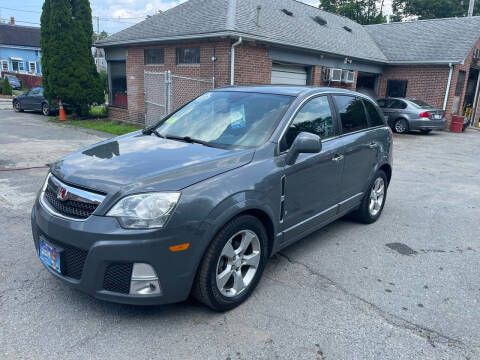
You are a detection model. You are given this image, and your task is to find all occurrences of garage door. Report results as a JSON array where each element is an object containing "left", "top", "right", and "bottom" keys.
[{"left": 271, "top": 64, "right": 307, "bottom": 86}]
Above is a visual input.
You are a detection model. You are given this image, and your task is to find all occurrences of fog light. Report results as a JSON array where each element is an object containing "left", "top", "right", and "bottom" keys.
[{"left": 129, "top": 263, "right": 161, "bottom": 295}]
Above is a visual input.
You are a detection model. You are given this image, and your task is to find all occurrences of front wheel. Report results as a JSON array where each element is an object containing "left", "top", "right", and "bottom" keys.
[
  {"left": 42, "top": 103, "right": 50, "bottom": 116},
  {"left": 394, "top": 119, "right": 409, "bottom": 134},
  {"left": 354, "top": 170, "right": 388, "bottom": 224},
  {"left": 13, "top": 100, "right": 23, "bottom": 112},
  {"left": 193, "top": 215, "right": 268, "bottom": 312}
]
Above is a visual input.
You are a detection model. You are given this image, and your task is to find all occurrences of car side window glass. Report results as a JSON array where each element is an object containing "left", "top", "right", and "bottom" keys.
[
  {"left": 363, "top": 100, "right": 385, "bottom": 127},
  {"left": 334, "top": 95, "right": 368, "bottom": 135},
  {"left": 390, "top": 100, "right": 407, "bottom": 109},
  {"left": 280, "top": 96, "right": 334, "bottom": 152},
  {"left": 30, "top": 88, "right": 40, "bottom": 96},
  {"left": 377, "top": 99, "right": 387, "bottom": 108}
]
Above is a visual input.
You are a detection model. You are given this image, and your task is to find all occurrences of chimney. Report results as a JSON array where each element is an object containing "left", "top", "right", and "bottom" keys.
[{"left": 10, "top": 16, "right": 15, "bottom": 25}]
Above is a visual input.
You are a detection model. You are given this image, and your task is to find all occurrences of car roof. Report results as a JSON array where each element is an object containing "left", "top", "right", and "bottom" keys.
[{"left": 212, "top": 85, "right": 362, "bottom": 97}]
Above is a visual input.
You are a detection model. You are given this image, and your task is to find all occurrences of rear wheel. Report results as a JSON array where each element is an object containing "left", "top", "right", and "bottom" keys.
[
  {"left": 13, "top": 100, "right": 23, "bottom": 112},
  {"left": 42, "top": 103, "right": 50, "bottom": 116},
  {"left": 394, "top": 119, "right": 409, "bottom": 134},
  {"left": 354, "top": 170, "right": 388, "bottom": 224},
  {"left": 193, "top": 215, "right": 268, "bottom": 312}
]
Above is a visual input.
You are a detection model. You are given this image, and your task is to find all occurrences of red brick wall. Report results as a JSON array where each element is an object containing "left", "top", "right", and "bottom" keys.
[
  {"left": 4, "top": 71, "right": 42, "bottom": 89},
  {"left": 234, "top": 43, "right": 271, "bottom": 85},
  {"left": 377, "top": 66, "right": 450, "bottom": 113},
  {"left": 110, "top": 40, "right": 233, "bottom": 124}
]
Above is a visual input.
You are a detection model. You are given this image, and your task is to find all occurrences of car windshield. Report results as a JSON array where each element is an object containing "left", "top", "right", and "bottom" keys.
[
  {"left": 6, "top": 75, "right": 18, "bottom": 81},
  {"left": 155, "top": 91, "right": 293, "bottom": 148},
  {"left": 409, "top": 99, "right": 432, "bottom": 108}
]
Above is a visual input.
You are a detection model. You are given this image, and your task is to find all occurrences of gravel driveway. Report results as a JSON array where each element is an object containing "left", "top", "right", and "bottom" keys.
[{"left": 1, "top": 110, "right": 479, "bottom": 360}]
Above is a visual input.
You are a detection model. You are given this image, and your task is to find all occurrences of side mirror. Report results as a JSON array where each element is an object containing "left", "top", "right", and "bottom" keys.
[{"left": 285, "top": 132, "right": 322, "bottom": 165}]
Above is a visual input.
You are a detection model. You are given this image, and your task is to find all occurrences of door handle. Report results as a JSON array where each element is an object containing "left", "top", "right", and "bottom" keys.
[
  {"left": 332, "top": 154, "right": 344, "bottom": 162},
  {"left": 369, "top": 142, "right": 377, "bottom": 149}
]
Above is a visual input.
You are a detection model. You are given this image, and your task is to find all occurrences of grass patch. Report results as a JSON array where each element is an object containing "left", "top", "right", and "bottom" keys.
[
  {"left": 50, "top": 118, "right": 143, "bottom": 136},
  {"left": 89, "top": 105, "right": 108, "bottom": 117}
]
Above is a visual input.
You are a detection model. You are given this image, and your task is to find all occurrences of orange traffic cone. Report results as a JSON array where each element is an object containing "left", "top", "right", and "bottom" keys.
[{"left": 59, "top": 99, "right": 67, "bottom": 121}]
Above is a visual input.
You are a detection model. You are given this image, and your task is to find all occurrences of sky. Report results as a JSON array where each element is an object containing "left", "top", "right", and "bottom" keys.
[{"left": 0, "top": 0, "right": 393, "bottom": 34}]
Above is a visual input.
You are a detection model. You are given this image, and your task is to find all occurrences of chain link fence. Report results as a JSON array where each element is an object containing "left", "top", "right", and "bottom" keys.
[{"left": 144, "top": 70, "right": 214, "bottom": 127}]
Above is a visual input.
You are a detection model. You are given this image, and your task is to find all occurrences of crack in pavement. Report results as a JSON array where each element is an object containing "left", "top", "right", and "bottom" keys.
[{"left": 276, "top": 252, "right": 476, "bottom": 359}]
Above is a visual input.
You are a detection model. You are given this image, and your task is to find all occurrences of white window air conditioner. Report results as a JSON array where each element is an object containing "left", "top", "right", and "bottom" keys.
[
  {"left": 323, "top": 68, "right": 343, "bottom": 82},
  {"left": 342, "top": 70, "right": 355, "bottom": 84}
]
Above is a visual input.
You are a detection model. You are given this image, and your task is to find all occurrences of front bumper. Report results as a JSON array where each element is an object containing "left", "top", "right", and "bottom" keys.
[
  {"left": 31, "top": 198, "right": 202, "bottom": 305},
  {"left": 409, "top": 118, "right": 446, "bottom": 131}
]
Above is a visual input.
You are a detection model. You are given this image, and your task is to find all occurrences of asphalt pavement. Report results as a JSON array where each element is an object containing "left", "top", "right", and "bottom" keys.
[{"left": 1, "top": 110, "right": 479, "bottom": 360}]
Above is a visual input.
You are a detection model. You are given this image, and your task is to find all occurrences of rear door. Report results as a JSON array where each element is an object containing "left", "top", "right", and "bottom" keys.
[
  {"left": 280, "top": 95, "right": 343, "bottom": 245},
  {"left": 332, "top": 95, "right": 378, "bottom": 212}
]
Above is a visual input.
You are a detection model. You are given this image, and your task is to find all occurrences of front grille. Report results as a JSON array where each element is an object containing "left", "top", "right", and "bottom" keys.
[
  {"left": 103, "top": 263, "right": 133, "bottom": 294},
  {"left": 42, "top": 236, "right": 88, "bottom": 280},
  {"left": 42, "top": 176, "right": 101, "bottom": 220}
]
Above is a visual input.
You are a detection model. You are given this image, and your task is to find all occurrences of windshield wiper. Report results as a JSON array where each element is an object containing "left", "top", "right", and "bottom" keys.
[
  {"left": 142, "top": 127, "right": 165, "bottom": 138},
  {"left": 165, "top": 135, "right": 217, "bottom": 148}
]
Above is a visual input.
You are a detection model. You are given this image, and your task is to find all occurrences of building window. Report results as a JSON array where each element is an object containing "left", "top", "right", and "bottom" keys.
[
  {"left": 176, "top": 47, "right": 200, "bottom": 64},
  {"left": 1, "top": 60, "right": 8, "bottom": 71},
  {"left": 29, "top": 62, "right": 37, "bottom": 74},
  {"left": 455, "top": 70, "right": 466, "bottom": 96},
  {"left": 144, "top": 49, "right": 164, "bottom": 65},
  {"left": 12, "top": 60, "right": 24, "bottom": 72},
  {"left": 109, "top": 61, "right": 127, "bottom": 108},
  {"left": 386, "top": 80, "right": 408, "bottom": 98}
]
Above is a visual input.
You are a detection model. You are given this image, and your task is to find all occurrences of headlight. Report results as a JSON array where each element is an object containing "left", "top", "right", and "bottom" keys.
[{"left": 106, "top": 192, "right": 180, "bottom": 229}]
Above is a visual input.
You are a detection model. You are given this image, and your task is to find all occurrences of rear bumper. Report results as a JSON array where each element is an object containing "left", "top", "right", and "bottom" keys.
[
  {"left": 31, "top": 198, "right": 203, "bottom": 306},
  {"left": 409, "top": 118, "right": 446, "bottom": 130}
]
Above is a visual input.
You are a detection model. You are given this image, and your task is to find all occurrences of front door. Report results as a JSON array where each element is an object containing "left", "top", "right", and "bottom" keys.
[
  {"left": 23, "top": 87, "right": 42, "bottom": 110},
  {"left": 332, "top": 95, "right": 378, "bottom": 212},
  {"left": 279, "top": 95, "right": 343, "bottom": 245}
]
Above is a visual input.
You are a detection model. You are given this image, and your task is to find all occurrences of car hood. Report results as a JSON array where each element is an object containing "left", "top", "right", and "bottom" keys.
[{"left": 50, "top": 131, "right": 255, "bottom": 194}]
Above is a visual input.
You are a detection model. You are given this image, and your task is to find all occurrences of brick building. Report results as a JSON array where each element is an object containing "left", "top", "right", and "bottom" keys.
[{"left": 97, "top": 0, "right": 480, "bottom": 128}]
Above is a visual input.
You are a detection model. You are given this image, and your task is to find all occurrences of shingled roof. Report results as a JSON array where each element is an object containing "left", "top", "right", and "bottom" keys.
[
  {"left": 0, "top": 24, "right": 40, "bottom": 48},
  {"left": 365, "top": 16, "right": 480, "bottom": 64},
  {"left": 97, "top": 0, "right": 388, "bottom": 63}
]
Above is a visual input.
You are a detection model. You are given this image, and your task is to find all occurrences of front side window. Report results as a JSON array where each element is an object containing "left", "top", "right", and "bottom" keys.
[
  {"left": 29, "top": 87, "right": 41, "bottom": 96},
  {"left": 155, "top": 91, "right": 292, "bottom": 148},
  {"left": 334, "top": 95, "right": 368, "bottom": 134},
  {"left": 176, "top": 47, "right": 200, "bottom": 64},
  {"left": 109, "top": 61, "right": 127, "bottom": 108},
  {"left": 386, "top": 80, "right": 408, "bottom": 97},
  {"left": 280, "top": 96, "right": 334, "bottom": 152},
  {"left": 363, "top": 99, "right": 385, "bottom": 127},
  {"left": 144, "top": 49, "right": 164, "bottom": 65}
]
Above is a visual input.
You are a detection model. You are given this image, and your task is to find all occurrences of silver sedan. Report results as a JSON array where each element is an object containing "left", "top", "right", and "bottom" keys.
[{"left": 377, "top": 98, "right": 446, "bottom": 134}]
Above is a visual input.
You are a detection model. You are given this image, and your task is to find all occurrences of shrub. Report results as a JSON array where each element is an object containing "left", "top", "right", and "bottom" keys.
[{"left": 2, "top": 77, "right": 12, "bottom": 95}]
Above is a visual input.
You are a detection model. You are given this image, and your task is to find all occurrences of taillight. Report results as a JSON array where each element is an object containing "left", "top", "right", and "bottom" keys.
[{"left": 419, "top": 112, "right": 431, "bottom": 118}]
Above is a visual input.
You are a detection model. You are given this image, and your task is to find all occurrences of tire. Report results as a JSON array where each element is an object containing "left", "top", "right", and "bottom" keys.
[
  {"left": 42, "top": 103, "right": 50, "bottom": 116},
  {"left": 393, "top": 118, "right": 409, "bottom": 134},
  {"left": 13, "top": 100, "right": 23, "bottom": 112},
  {"left": 354, "top": 170, "right": 388, "bottom": 224},
  {"left": 193, "top": 215, "right": 268, "bottom": 312},
  {"left": 420, "top": 129, "right": 432, "bottom": 134}
]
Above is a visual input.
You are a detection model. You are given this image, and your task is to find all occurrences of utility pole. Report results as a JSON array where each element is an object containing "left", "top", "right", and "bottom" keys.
[
  {"left": 93, "top": 16, "right": 99, "bottom": 72},
  {"left": 468, "top": 0, "right": 475, "bottom": 16}
]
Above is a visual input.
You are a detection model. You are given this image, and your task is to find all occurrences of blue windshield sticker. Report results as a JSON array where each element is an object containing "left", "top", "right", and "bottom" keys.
[{"left": 230, "top": 105, "right": 246, "bottom": 129}]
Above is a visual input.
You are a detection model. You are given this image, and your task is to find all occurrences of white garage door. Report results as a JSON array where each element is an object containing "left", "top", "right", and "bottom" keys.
[{"left": 271, "top": 64, "right": 308, "bottom": 85}]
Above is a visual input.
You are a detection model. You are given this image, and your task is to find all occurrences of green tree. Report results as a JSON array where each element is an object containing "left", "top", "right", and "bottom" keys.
[
  {"left": 2, "top": 77, "right": 12, "bottom": 95},
  {"left": 320, "top": 0, "right": 386, "bottom": 25},
  {"left": 392, "top": 0, "right": 480, "bottom": 21},
  {"left": 40, "top": 0, "right": 103, "bottom": 116},
  {"left": 93, "top": 30, "right": 108, "bottom": 43}
]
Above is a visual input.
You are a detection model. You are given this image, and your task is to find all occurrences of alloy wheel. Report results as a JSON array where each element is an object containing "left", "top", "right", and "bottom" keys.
[
  {"left": 216, "top": 230, "right": 261, "bottom": 297},
  {"left": 395, "top": 120, "right": 407, "bottom": 133},
  {"left": 14, "top": 101, "right": 21, "bottom": 112},
  {"left": 42, "top": 104, "right": 49, "bottom": 116},
  {"left": 369, "top": 177, "right": 385, "bottom": 217}
]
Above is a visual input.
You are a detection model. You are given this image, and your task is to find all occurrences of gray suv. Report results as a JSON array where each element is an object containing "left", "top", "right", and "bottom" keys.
[{"left": 31, "top": 86, "right": 393, "bottom": 311}]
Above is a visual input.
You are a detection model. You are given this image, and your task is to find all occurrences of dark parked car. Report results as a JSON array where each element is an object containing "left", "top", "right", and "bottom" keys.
[
  {"left": 13, "top": 86, "right": 55, "bottom": 116},
  {"left": 377, "top": 98, "right": 446, "bottom": 134},
  {"left": 4, "top": 74, "right": 21, "bottom": 90},
  {"left": 31, "top": 86, "right": 393, "bottom": 311}
]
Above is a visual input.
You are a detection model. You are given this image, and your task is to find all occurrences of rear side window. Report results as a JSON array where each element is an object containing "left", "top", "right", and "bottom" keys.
[
  {"left": 334, "top": 95, "right": 368, "bottom": 134},
  {"left": 389, "top": 99, "right": 407, "bottom": 109},
  {"left": 363, "top": 100, "right": 385, "bottom": 127},
  {"left": 377, "top": 99, "right": 388, "bottom": 108},
  {"left": 280, "top": 96, "right": 334, "bottom": 152}
]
